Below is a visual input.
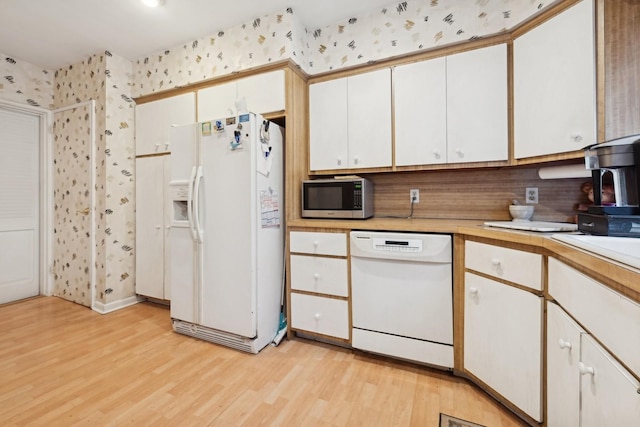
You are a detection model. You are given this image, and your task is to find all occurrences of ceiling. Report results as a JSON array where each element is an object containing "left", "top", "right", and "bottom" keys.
[{"left": 0, "top": 0, "right": 395, "bottom": 70}]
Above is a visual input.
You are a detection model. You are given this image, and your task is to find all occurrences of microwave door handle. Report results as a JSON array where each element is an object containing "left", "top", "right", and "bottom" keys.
[
  {"left": 193, "top": 166, "right": 204, "bottom": 243},
  {"left": 187, "top": 166, "right": 197, "bottom": 242}
]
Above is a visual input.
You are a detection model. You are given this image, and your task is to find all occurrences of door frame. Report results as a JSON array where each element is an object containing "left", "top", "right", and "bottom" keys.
[{"left": 0, "top": 99, "right": 54, "bottom": 299}]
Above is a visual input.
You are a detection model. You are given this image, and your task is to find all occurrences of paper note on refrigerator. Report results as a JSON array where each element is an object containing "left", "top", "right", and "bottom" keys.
[{"left": 260, "top": 190, "right": 280, "bottom": 228}]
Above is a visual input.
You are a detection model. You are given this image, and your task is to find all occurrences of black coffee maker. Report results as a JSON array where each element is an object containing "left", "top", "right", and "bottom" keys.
[{"left": 577, "top": 135, "right": 640, "bottom": 237}]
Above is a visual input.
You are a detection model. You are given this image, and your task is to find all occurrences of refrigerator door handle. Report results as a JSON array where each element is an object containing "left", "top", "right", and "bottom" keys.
[
  {"left": 187, "top": 166, "right": 197, "bottom": 242},
  {"left": 193, "top": 165, "right": 204, "bottom": 243}
]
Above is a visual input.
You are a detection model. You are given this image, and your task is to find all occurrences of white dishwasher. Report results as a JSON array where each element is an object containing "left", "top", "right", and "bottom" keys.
[{"left": 350, "top": 231, "right": 453, "bottom": 368}]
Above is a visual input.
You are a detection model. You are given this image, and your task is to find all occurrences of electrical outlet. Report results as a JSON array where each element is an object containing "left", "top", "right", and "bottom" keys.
[
  {"left": 410, "top": 189, "right": 420, "bottom": 203},
  {"left": 526, "top": 187, "right": 539, "bottom": 204}
]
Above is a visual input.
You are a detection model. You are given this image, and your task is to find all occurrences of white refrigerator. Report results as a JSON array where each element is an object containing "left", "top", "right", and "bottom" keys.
[{"left": 168, "top": 113, "right": 284, "bottom": 353}]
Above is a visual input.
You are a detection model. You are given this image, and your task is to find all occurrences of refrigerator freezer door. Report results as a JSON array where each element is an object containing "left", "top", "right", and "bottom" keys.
[
  {"left": 200, "top": 115, "right": 257, "bottom": 338},
  {"left": 169, "top": 124, "right": 199, "bottom": 323}
]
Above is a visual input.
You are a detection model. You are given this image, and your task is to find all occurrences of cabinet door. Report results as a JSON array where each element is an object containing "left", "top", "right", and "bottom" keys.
[
  {"left": 447, "top": 44, "right": 508, "bottom": 163},
  {"left": 197, "top": 81, "right": 237, "bottom": 121},
  {"left": 347, "top": 68, "right": 392, "bottom": 169},
  {"left": 309, "top": 78, "right": 349, "bottom": 171},
  {"left": 513, "top": 0, "right": 595, "bottom": 158},
  {"left": 237, "top": 70, "right": 285, "bottom": 115},
  {"left": 546, "top": 302, "right": 583, "bottom": 427},
  {"left": 135, "top": 93, "right": 195, "bottom": 156},
  {"left": 580, "top": 334, "right": 640, "bottom": 427},
  {"left": 394, "top": 58, "right": 447, "bottom": 166},
  {"left": 290, "top": 293, "right": 349, "bottom": 339},
  {"left": 464, "top": 272, "right": 542, "bottom": 422},
  {"left": 135, "top": 156, "right": 167, "bottom": 299}
]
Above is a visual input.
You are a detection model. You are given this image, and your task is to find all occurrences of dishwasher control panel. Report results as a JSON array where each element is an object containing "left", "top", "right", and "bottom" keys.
[
  {"left": 372, "top": 237, "right": 423, "bottom": 253},
  {"left": 351, "top": 231, "right": 451, "bottom": 262}
]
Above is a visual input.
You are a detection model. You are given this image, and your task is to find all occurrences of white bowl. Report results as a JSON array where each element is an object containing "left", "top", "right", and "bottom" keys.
[{"left": 509, "top": 205, "right": 534, "bottom": 221}]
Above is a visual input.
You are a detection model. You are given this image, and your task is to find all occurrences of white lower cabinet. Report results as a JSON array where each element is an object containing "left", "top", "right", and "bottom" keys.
[
  {"left": 290, "top": 293, "right": 349, "bottom": 339},
  {"left": 289, "top": 230, "right": 350, "bottom": 341},
  {"left": 464, "top": 272, "right": 542, "bottom": 422},
  {"left": 547, "top": 301, "right": 640, "bottom": 427}
]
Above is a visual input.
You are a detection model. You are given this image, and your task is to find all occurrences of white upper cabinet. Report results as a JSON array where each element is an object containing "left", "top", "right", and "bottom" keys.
[
  {"left": 197, "top": 81, "right": 237, "bottom": 121},
  {"left": 394, "top": 44, "right": 507, "bottom": 166},
  {"left": 309, "top": 68, "right": 392, "bottom": 171},
  {"left": 514, "top": 0, "right": 595, "bottom": 159},
  {"left": 394, "top": 57, "right": 447, "bottom": 166},
  {"left": 197, "top": 70, "right": 285, "bottom": 121},
  {"left": 309, "top": 77, "right": 349, "bottom": 171},
  {"left": 237, "top": 70, "right": 286, "bottom": 115},
  {"left": 447, "top": 43, "right": 508, "bottom": 164},
  {"left": 346, "top": 69, "right": 392, "bottom": 169},
  {"left": 135, "top": 92, "right": 196, "bottom": 156}
]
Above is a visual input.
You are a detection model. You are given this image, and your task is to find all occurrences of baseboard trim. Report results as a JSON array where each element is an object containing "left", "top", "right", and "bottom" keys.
[{"left": 92, "top": 295, "right": 144, "bottom": 314}]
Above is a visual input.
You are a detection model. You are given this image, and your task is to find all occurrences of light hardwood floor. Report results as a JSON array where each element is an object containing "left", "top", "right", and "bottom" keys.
[{"left": 0, "top": 297, "right": 526, "bottom": 426}]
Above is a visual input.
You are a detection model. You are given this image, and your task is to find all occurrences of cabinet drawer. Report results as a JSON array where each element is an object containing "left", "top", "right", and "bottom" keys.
[
  {"left": 465, "top": 241, "right": 542, "bottom": 290},
  {"left": 290, "top": 231, "right": 347, "bottom": 256},
  {"left": 290, "top": 255, "right": 348, "bottom": 297},
  {"left": 548, "top": 258, "right": 640, "bottom": 376},
  {"left": 290, "top": 293, "right": 349, "bottom": 339}
]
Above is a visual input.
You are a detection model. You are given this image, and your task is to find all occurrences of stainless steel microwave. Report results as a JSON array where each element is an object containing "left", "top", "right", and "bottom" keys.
[{"left": 302, "top": 178, "right": 373, "bottom": 219}]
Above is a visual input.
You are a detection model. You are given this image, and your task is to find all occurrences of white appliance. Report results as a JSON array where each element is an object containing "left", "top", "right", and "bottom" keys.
[
  {"left": 169, "top": 113, "right": 284, "bottom": 354},
  {"left": 350, "top": 231, "right": 454, "bottom": 368}
]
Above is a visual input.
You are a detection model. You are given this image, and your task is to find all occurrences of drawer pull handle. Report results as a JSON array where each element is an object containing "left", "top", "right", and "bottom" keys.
[
  {"left": 491, "top": 259, "right": 501, "bottom": 267},
  {"left": 313, "top": 241, "right": 319, "bottom": 247},
  {"left": 558, "top": 338, "right": 572, "bottom": 350},
  {"left": 313, "top": 273, "right": 320, "bottom": 280},
  {"left": 314, "top": 313, "right": 321, "bottom": 320},
  {"left": 469, "top": 287, "right": 478, "bottom": 295},
  {"left": 579, "top": 362, "right": 595, "bottom": 376}
]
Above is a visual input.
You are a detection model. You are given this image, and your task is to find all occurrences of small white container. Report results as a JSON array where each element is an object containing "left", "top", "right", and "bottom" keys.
[{"left": 509, "top": 205, "right": 534, "bottom": 221}]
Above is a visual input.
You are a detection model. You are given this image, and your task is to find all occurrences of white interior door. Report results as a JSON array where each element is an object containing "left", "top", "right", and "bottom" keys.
[
  {"left": 52, "top": 102, "right": 94, "bottom": 307},
  {"left": 0, "top": 108, "right": 40, "bottom": 304}
]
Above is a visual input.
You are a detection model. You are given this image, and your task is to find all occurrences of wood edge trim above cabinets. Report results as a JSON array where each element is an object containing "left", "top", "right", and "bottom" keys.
[
  {"left": 510, "top": 0, "right": 584, "bottom": 39},
  {"left": 307, "top": 33, "right": 512, "bottom": 85},
  {"left": 458, "top": 370, "right": 540, "bottom": 427},
  {"left": 134, "top": 59, "right": 306, "bottom": 105},
  {"left": 596, "top": 0, "right": 606, "bottom": 143},
  {"left": 511, "top": 150, "right": 584, "bottom": 166},
  {"left": 135, "top": 152, "right": 171, "bottom": 159}
]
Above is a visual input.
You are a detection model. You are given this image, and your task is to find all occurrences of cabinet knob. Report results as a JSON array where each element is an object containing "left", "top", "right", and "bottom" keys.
[
  {"left": 491, "top": 259, "right": 501, "bottom": 267},
  {"left": 166, "top": 226, "right": 171, "bottom": 230},
  {"left": 433, "top": 150, "right": 441, "bottom": 159},
  {"left": 337, "top": 157, "right": 342, "bottom": 166},
  {"left": 469, "top": 287, "right": 478, "bottom": 295},
  {"left": 314, "top": 313, "right": 321, "bottom": 320},
  {"left": 155, "top": 143, "right": 160, "bottom": 150},
  {"left": 571, "top": 133, "right": 583, "bottom": 143},
  {"left": 165, "top": 143, "right": 170, "bottom": 150},
  {"left": 155, "top": 225, "right": 161, "bottom": 230},
  {"left": 313, "top": 273, "right": 320, "bottom": 280},
  {"left": 353, "top": 156, "right": 359, "bottom": 165},
  {"left": 579, "top": 362, "right": 595, "bottom": 376},
  {"left": 558, "top": 338, "right": 572, "bottom": 350},
  {"left": 455, "top": 148, "right": 464, "bottom": 158}
]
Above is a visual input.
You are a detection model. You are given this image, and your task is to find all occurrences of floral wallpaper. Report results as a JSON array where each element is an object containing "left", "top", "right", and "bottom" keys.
[
  {"left": 131, "top": 0, "right": 553, "bottom": 96},
  {"left": 52, "top": 104, "right": 92, "bottom": 306},
  {"left": 54, "top": 52, "right": 135, "bottom": 308},
  {"left": 0, "top": 54, "right": 54, "bottom": 108}
]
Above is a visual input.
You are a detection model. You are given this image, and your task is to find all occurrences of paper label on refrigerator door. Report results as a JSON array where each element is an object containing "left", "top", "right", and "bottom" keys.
[{"left": 260, "top": 190, "right": 280, "bottom": 228}]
